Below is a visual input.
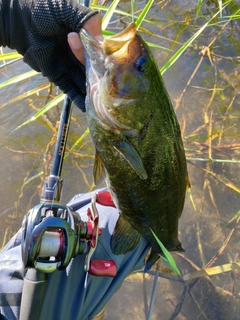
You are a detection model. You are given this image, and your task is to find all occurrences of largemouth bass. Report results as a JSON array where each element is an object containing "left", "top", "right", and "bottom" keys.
[{"left": 80, "top": 23, "right": 189, "bottom": 267}]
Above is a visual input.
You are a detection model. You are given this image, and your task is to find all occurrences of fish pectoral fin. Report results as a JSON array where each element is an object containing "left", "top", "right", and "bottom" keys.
[
  {"left": 93, "top": 151, "right": 106, "bottom": 187},
  {"left": 111, "top": 140, "right": 147, "bottom": 180},
  {"left": 111, "top": 215, "right": 142, "bottom": 255}
]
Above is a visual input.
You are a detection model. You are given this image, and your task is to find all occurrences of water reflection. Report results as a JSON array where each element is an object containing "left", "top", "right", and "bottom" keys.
[{"left": 0, "top": 0, "right": 240, "bottom": 319}]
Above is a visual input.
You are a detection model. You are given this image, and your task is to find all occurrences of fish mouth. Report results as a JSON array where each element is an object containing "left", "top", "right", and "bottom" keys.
[
  {"left": 80, "top": 23, "right": 139, "bottom": 134},
  {"left": 102, "top": 22, "right": 137, "bottom": 56},
  {"left": 80, "top": 22, "right": 137, "bottom": 71}
]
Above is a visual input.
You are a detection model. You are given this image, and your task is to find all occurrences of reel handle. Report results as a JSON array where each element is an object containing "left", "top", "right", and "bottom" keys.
[
  {"left": 89, "top": 260, "right": 117, "bottom": 277},
  {"left": 84, "top": 192, "right": 117, "bottom": 286}
]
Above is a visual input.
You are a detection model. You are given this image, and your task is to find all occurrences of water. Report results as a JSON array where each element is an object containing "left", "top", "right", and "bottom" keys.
[{"left": 0, "top": 0, "right": 240, "bottom": 319}]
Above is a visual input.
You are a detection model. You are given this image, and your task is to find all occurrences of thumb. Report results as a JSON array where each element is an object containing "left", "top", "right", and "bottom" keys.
[
  {"left": 68, "top": 13, "right": 103, "bottom": 65},
  {"left": 68, "top": 32, "right": 85, "bottom": 65}
]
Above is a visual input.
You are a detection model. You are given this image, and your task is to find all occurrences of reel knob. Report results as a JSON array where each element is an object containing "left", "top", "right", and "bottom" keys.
[
  {"left": 84, "top": 193, "right": 117, "bottom": 286},
  {"left": 89, "top": 260, "right": 117, "bottom": 277}
]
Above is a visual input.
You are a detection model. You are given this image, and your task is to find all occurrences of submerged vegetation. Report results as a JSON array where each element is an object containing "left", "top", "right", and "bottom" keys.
[{"left": 0, "top": 0, "right": 240, "bottom": 318}]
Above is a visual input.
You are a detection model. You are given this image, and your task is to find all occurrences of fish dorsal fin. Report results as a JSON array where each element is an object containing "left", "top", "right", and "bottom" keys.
[
  {"left": 111, "top": 140, "right": 147, "bottom": 180},
  {"left": 111, "top": 215, "right": 142, "bottom": 255},
  {"left": 93, "top": 151, "right": 106, "bottom": 187}
]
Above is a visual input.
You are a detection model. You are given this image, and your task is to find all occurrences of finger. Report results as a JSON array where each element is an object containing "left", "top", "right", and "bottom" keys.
[
  {"left": 82, "top": 13, "right": 103, "bottom": 42},
  {"left": 68, "top": 13, "right": 103, "bottom": 65},
  {"left": 68, "top": 32, "right": 85, "bottom": 65}
]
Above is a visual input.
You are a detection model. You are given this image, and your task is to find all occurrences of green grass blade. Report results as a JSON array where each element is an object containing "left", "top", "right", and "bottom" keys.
[
  {"left": 131, "top": 0, "right": 134, "bottom": 22},
  {"left": 13, "top": 93, "right": 65, "bottom": 131},
  {"left": 160, "top": 0, "right": 231, "bottom": 75},
  {"left": 64, "top": 128, "right": 90, "bottom": 158},
  {"left": 218, "top": 0, "right": 223, "bottom": 17},
  {"left": 102, "top": 30, "right": 116, "bottom": 37},
  {"left": 187, "top": 188, "right": 197, "bottom": 211},
  {"left": 197, "top": 0, "right": 203, "bottom": 8},
  {"left": 0, "top": 70, "right": 39, "bottom": 89},
  {"left": 96, "top": 3, "right": 170, "bottom": 51},
  {"left": 221, "top": 210, "right": 240, "bottom": 229},
  {"left": 151, "top": 229, "right": 181, "bottom": 275},
  {"left": 0, "top": 84, "right": 50, "bottom": 110},
  {"left": 147, "top": 42, "right": 172, "bottom": 51},
  {"left": 23, "top": 171, "right": 44, "bottom": 187},
  {"left": 196, "top": 0, "right": 203, "bottom": 17},
  {"left": 0, "top": 52, "right": 22, "bottom": 60},
  {"left": 183, "top": 262, "right": 240, "bottom": 281},
  {"left": 135, "top": 0, "right": 154, "bottom": 29},
  {"left": 102, "top": 0, "right": 121, "bottom": 31},
  {"left": 91, "top": 4, "right": 154, "bottom": 25}
]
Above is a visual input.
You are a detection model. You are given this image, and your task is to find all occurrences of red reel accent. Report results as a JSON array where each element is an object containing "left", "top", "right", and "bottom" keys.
[
  {"left": 96, "top": 191, "right": 116, "bottom": 207},
  {"left": 86, "top": 209, "right": 102, "bottom": 243},
  {"left": 84, "top": 193, "right": 117, "bottom": 280},
  {"left": 89, "top": 260, "right": 117, "bottom": 277}
]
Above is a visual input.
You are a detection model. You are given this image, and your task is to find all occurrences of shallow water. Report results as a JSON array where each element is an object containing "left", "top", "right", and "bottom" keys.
[{"left": 1, "top": 0, "right": 240, "bottom": 319}]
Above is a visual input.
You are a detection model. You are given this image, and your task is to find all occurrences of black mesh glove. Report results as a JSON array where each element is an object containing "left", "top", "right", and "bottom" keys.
[{"left": 0, "top": 0, "right": 98, "bottom": 111}]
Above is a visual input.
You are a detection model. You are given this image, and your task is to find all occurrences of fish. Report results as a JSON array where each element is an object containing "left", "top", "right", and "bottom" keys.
[{"left": 80, "top": 22, "right": 189, "bottom": 269}]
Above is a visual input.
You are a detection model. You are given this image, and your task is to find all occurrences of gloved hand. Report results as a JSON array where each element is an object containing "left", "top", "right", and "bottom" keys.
[{"left": 0, "top": 0, "right": 100, "bottom": 111}]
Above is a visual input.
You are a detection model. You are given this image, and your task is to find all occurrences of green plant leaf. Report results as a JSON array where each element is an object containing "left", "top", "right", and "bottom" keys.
[
  {"left": 187, "top": 188, "right": 197, "bottom": 211},
  {"left": 221, "top": 210, "right": 240, "bottom": 229},
  {"left": 13, "top": 93, "right": 65, "bottom": 131},
  {"left": 135, "top": 0, "right": 154, "bottom": 29},
  {"left": 102, "top": 0, "right": 121, "bottom": 31},
  {"left": 91, "top": 4, "right": 153, "bottom": 23},
  {"left": 0, "top": 84, "right": 50, "bottom": 110},
  {"left": 64, "top": 128, "right": 90, "bottom": 158},
  {"left": 183, "top": 262, "right": 240, "bottom": 281},
  {"left": 0, "top": 70, "right": 39, "bottom": 89},
  {"left": 0, "top": 52, "right": 22, "bottom": 60},
  {"left": 151, "top": 229, "right": 181, "bottom": 275}
]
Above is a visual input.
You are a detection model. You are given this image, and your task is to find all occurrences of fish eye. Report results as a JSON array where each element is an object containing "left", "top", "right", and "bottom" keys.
[{"left": 134, "top": 56, "right": 147, "bottom": 72}]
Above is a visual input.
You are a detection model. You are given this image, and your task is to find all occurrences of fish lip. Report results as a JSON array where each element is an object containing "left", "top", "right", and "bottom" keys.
[
  {"left": 80, "top": 28, "right": 103, "bottom": 48},
  {"left": 104, "top": 22, "right": 136, "bottom": 41},
  {"left": 80, "top": 22, "right": 137, "bottom": 57},
  {"left": 102, "top": 22, "right": 137, "bottom": 55},
  {"left": 80, "top": 29, "right": 105, "bottom": 77}
]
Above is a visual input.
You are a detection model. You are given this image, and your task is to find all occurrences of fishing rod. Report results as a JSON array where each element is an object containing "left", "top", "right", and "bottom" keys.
[{"left": 40, "top": 94, "right": 72, "bottom": 203}]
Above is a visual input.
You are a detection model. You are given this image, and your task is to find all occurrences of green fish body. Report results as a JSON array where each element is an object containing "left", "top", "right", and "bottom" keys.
[{"left": 80, "top": 23, "right": 189, "bottom": 266}]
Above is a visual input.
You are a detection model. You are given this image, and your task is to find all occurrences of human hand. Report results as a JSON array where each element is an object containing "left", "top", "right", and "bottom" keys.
[{"left": 21, "top": 0, "right": 101, "bottom": 111}]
